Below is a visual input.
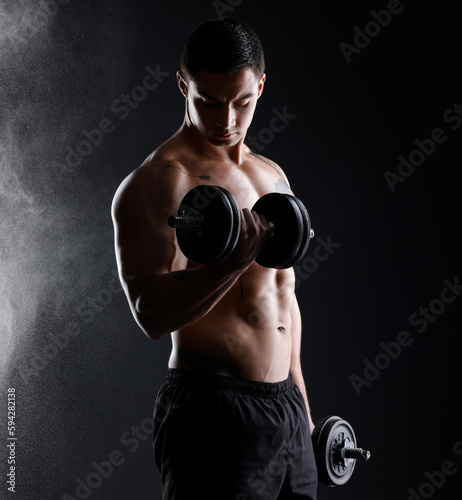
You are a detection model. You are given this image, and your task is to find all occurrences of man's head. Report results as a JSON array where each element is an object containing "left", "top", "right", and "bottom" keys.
[
  {"left": 178, "top": 18, "right": 266, "bottom": 147},
  {"left": 180, "top": 17, "right": 265, "bottom": 81}
]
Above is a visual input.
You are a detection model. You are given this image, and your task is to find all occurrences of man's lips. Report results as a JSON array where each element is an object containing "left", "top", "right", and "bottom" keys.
[{"left": 213, "top": 132, "right": 236, "bottom": 139}]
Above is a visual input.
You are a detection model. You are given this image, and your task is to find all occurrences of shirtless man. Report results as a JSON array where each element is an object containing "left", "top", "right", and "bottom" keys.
[{"left": 112, "top": 18, "right": 317, "bottom": 499}]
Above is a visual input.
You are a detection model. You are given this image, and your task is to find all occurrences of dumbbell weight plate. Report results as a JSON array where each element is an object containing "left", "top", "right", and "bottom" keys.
[
  {"left": 252, "top": 193, "right": 304, "bottom": 269},
  {"left": 175, "top": 185, "right": 240, "bottom": 264},
  {"left": 312, "top": 415, "right": 357, "bottom": 487},
  {"left": 214, "top": 187, "right": 241, "bottom": 262},
  {"left": 286, "top": 195, "right": 312, "bottom": 267}
]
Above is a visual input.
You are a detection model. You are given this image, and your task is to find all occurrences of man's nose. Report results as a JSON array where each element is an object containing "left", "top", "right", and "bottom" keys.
[{"left": 216, "top": 105, "right": 236, "bottom": 129}]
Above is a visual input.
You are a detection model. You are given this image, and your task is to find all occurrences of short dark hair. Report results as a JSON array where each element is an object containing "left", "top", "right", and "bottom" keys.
[{"left": 180, "top": 18, "right": 265, "bottom": 80}]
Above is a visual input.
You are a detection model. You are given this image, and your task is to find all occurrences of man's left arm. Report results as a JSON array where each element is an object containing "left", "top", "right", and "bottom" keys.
[{"left": 290, "top": 294, "right": 315, "bottom": 434}]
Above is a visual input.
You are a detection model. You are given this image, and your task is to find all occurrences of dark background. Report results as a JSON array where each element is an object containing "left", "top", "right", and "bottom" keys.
[{"left": 1, "top": 1, "right": 461, "bottom": 499}]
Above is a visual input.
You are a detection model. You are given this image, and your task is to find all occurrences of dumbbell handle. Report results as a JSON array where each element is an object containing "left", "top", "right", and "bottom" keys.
[
  {"left": 168, "top": 214, "right": 315, "bottom": 249},
  {"left": 168, "top": 212, "right": 276, "bottom": 236},
  {"left": 341, "top": 447, "right": 371, "bottom": 460},
  {"left": 168, "top": 214, "right": 203, "bottom": 230}
]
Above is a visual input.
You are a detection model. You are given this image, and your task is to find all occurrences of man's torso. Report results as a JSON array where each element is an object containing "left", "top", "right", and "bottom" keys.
[{"left": 144, "top": 135, "right": 297, "bottom": 382}]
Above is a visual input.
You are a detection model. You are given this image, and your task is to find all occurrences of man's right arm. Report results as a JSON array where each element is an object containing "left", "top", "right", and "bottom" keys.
[
  {"left": 111, "top": 164, "right": 270, "bottom": 340},
  {"left": 131, "top": 263, "right": 244, "bottom": 339}
]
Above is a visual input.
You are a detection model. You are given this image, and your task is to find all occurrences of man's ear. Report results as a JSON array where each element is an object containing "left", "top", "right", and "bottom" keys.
[
  {"left": 257, "top": 73, "right": 266, "bottom": 98},
  {"left": 177, "top": 71, "right": 188, "bottom": 98}
]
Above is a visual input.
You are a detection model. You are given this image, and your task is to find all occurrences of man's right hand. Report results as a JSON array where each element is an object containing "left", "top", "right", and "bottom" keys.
[{"left": 224, "top": 208, "right": 273, "bottom": 271}]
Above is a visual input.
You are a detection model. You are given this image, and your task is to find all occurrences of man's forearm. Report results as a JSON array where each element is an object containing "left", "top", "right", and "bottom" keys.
[
  {"left": 134, "top": 261, "right": 247, "bottom": 340},
  {"left": 292, "top": 369, "right": 314, "bottom": 433}
]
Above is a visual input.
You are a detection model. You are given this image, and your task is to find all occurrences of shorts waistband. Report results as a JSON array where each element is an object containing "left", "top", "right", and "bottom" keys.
[
  {"left": 165, "top": 368, "right": 294, "bottom": 397},
  {"left": 167, "top": 368, "right": 294, "bottom": 397}
]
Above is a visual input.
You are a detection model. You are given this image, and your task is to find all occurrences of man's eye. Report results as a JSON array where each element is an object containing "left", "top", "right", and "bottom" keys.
[
  {"left": 202, "top": 100, "right": 217, "bottom": 108},
  {"left": 235, "top": 101, "right": 250, "bottom": 108}
]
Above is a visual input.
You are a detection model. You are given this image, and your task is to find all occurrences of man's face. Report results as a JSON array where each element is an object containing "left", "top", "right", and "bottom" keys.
[{"left": 178, "top": 68, "right": 265, "bottom": 147}]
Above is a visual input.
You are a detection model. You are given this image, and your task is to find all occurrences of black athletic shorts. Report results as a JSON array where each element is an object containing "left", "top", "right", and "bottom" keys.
[{"left": 152, "top": 369, "right": 317, "bottom": 499}]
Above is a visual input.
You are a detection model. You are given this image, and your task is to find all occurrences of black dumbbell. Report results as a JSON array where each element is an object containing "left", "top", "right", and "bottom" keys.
[
  {"left": 311, "top": 415, "right": 371, "bottom": 487},
  {"left": 167, "top": 185, "right": 314, "bottom": 269}
]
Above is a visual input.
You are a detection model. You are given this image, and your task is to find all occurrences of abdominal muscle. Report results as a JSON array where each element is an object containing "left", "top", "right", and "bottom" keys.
[{"left": 168, "top": 264, "right": 295, "bottom": 383}]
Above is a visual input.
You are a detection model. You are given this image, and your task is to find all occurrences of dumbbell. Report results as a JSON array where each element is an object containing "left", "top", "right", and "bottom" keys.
[
  {"left": 311, "top": 415, "right": 371, "bottom": 486},
  {"left": 167, "top": 185, "right": 314, "bottom": 269}
]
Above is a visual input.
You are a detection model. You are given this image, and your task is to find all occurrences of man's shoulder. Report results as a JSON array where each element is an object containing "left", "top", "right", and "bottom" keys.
[
  {"left": 246, "top": 150, "right": 286, "bottom": 178},
  {"left": 244, "top": 148, "right": 292, "bottom": 194},
  {"left": 111, "top": 148, "right": 189, "bottom": 218}
]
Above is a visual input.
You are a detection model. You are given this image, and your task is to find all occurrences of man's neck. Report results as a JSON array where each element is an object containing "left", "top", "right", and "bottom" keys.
[{"left": 177, "top": 120, "right": 248, "bottom": 166}]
